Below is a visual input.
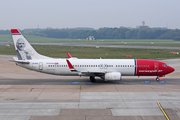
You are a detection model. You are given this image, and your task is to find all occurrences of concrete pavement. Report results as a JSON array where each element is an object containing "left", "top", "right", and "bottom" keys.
[{"left": 0, "top": 55, "right": 180, "bottom": 120}]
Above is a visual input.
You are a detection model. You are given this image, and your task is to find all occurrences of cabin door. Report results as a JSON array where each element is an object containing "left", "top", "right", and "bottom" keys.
[
  {"left": 39, "top": 62, "right": 43, "bottom": 70},
  {"left": 154, "top": 62, "right": 159, "bottom": 74}
]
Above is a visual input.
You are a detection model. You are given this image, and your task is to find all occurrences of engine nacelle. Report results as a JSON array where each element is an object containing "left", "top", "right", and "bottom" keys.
[{"left": 104, "top": 72, "right": 121, "bottom": 81}]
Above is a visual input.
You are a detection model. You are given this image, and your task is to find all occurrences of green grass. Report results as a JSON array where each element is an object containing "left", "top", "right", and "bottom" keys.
[
  {"left": 1, "top": 34, "right": 180, "bottom": 47},
  {"left": 0, "top": 34, "right": 12, "bottom": 42},
  {"left": 1, "top": 45, "right": 180, "bottom": 59}
]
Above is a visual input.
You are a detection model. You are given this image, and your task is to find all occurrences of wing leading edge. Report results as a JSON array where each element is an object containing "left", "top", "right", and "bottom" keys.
[{"left": 66, "top": 59, "right": 105, "bottom": 76}]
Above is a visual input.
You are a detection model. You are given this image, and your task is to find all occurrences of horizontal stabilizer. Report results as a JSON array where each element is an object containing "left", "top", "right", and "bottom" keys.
[
  {"left": 13, "top": 57, "right": 18, "bottom": 61},
  {"left": 10, "top": 60, "right": 30, "bottom": 64},
  {"left": 9, "top": 57, "right": 30, "bottom": 64}
]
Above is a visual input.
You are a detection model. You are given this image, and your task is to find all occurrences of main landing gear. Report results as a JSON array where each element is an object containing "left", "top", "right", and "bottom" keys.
[
  {"left": 90, "top": 76, "right": 96, "bottom": 83},
  {"left": 156, "top": 76, "right": 159, "bottom": 81}
]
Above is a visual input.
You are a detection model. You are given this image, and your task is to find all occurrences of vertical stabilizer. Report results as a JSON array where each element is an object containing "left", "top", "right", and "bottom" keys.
[{"left": 11, "top": 29, "right": 51, "bottom": 60}]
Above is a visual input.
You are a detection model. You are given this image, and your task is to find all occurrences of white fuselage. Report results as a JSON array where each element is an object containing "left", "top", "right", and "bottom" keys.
[
  {"left": 11, "top": 29, "right": 175, "bottom": 81},
  {"left": 18, "top": 58, "right": 136, "bottom": 76}
]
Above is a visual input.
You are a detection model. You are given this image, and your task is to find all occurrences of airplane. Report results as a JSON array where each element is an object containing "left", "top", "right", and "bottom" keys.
[{"left": 11, "top": 29, "right": 175, "bottom": 82}]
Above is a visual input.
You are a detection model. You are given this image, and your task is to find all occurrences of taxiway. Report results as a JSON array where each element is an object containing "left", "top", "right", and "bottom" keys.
[
  {"left": 1, "top": 42, "right": 180, "bottom": 50},
  {"left": 0, "top": 55, "right": 180, "bottom": 120}
]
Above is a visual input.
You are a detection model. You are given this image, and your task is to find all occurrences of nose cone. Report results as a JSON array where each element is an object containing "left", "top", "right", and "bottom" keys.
[{"left": 168, "top": 66, "right": 175, "bottom": 73}]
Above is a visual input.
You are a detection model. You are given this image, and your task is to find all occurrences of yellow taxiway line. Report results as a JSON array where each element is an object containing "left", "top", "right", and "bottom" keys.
[{"left": 157, "top": 102, "right": 170, "bottom": 120}]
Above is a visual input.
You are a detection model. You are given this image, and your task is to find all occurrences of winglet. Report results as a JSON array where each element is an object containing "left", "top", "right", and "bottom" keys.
[
  {"left": 66, "top": 59, "right": 77, "bottom": 72},
  {"left": 67, "top": 52, "right": 72, "bottom": 58}
]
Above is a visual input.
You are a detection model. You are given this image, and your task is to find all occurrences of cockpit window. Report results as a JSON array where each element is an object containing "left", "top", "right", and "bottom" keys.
[{"left": 162, "top": 64, "right": 168, "bottom": 67}]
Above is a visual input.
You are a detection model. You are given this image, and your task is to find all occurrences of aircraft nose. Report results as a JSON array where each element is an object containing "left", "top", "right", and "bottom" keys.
[{"left": 168, "top": 66, "right": 175, "bottom": 73}]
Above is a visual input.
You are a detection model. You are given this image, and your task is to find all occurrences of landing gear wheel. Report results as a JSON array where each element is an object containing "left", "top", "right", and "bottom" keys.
[
  {"left": 90, "top": 76, "right": 96, "bottom": 83},
  {"left": 156, "top": 76, "right": 159, "bottom": 81}
]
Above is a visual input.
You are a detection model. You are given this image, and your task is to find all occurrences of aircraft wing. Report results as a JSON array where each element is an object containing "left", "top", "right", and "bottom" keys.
[
  {"left": 78, "top": 71, "right": 105, "bottom": 76},
  {"left": 66, "top": 59, "right": 105, "bottom": 76}
]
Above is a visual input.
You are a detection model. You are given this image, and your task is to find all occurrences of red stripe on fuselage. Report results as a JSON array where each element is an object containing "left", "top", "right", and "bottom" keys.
[{"left": 136, "top": 59, "right": 169, "bottom": 76}]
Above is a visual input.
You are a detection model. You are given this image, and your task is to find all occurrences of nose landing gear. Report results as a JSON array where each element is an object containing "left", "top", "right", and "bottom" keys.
[{"left": 156, "top": 76, "right": 159, "bottom": 81}]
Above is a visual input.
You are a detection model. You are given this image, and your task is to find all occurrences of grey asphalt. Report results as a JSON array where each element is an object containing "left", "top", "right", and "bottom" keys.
[
  {"left": 0, "top": 55, "right": 180, "bottom": 120},
  {"left": 1, "top": 42, "right": 180, "bottom": 49},
  {"left": 0, "top": 94, "right": 179, "bottom": 120},
  {"left": 0, "top": 77, "right": 180, "bottom": 85}
]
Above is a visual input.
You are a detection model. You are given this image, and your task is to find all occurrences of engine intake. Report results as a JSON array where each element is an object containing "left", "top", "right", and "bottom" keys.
[{"left": 105, "top": 72, "right": 121, "bottom": 81}]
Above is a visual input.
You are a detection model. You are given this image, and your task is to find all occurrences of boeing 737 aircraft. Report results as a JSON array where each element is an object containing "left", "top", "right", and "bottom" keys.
[{"left": 11, "top": 29, "right": 174, "bottom": 82}]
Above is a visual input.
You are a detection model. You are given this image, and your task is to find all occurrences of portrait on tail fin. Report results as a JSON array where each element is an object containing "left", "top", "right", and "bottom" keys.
[
  {"left": 11, "top": 29, "right": 174, "bottom": 82},
  {"left": 16, "top": 38, "right": 32, "bottom": 60}
]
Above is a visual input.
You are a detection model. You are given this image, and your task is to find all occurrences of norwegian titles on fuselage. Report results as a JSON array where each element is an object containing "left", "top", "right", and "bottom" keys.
[{"left": 11, "top": 29, "right": 175, "bottom": 82}]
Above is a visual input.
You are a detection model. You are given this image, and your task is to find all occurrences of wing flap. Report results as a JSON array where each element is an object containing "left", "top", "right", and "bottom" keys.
[
  {"left": 66, "top": 59, "right": 105, "bottom": 76},
  {"left": 80, "top": 71, "right": 105, "bottom": 74}
]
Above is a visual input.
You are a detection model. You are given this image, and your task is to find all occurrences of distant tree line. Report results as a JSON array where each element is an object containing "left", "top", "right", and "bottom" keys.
[
  {"left": 0, "top": 30, "right": 10, "bottom": 34},
  {"left": 1, "top": 26, "right": 180, "bottom": 40}
]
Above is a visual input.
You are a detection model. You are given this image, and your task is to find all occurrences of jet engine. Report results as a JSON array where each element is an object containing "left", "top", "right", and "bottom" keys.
[{"left": 104, "top": 72, "right": 121, "bottom": 81}]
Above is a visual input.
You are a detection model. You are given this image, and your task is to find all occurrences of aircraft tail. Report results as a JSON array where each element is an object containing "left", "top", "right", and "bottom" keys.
[{"left": 11, "top": 29, "right": 51, "bottom": 60}]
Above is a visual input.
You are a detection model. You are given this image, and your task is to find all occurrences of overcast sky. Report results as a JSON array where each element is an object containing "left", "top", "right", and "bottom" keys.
[{"left": 0, "top": 0, "right": 180, "bottom": 30}]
